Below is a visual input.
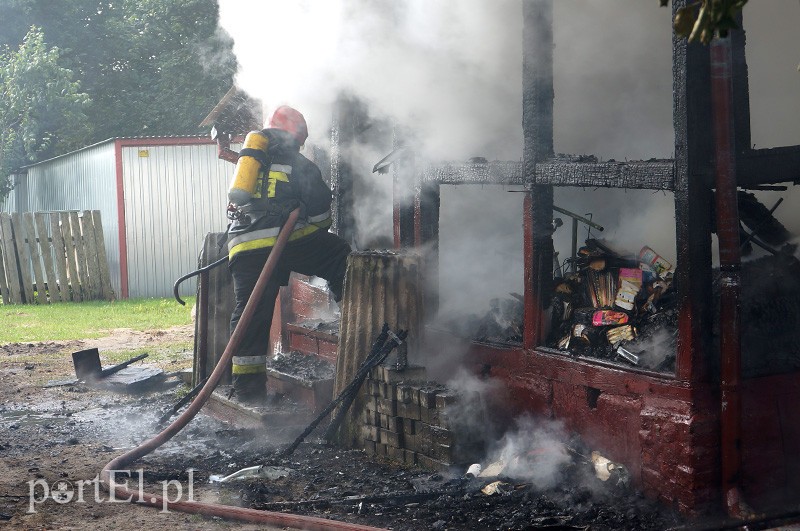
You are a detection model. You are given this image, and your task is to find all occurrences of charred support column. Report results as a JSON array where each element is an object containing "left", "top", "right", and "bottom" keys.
[
  {"left": 414, "top": 180, "right": 440, "bottom": 315},
  {"left": 330, "top": 95, "right": 359, "bottom": 246},
  {"left": 393, "top": 142, "right": 416, "bottom": 249},
  {"left": 668, "top": 1, "right": 720, "bottom": 513},
  {"left": 332, "top": 251, "right": 425, "bottom": 448},
  {"left": 672, "top": 0, "right": 714, "bottom": 384},
  {"left": 711, "top": 36, "right": 745, "bottom": 518},
  {"left": 522, "top": 0, "right": 555, "bottom": 349}
]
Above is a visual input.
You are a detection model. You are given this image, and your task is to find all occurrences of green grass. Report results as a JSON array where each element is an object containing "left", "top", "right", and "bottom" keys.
[{"left": 0, "top": 297, "right": 195, "bottom": 343}]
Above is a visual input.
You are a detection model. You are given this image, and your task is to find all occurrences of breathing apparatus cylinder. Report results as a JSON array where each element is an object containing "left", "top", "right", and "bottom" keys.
[{"left": 228, "top": 131, "right": 270, "bottom": 206}]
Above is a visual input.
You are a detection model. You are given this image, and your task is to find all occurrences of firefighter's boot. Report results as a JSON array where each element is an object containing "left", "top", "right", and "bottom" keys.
[{"left": 232, "top": 356, "right": 267, "bottom": 403}]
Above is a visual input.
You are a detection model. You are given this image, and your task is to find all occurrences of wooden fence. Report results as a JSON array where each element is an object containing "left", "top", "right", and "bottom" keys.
[{"left": 0, "top": 211, "right": 114, "bottom": 304}]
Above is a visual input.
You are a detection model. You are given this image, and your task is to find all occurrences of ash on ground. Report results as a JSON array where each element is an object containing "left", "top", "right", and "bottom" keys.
[
  {"left": 198, "top": 437, "right": 683, "bottom": 531},
  {"left": 267, "top": 350, "right": 335, "bottom": 381},
  {"left": 293, "top": 318, "right": 341, "bottom": 336}
]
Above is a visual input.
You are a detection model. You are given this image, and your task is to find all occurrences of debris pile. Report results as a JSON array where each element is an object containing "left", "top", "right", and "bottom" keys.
[
  {"left": 225, "top": 437, "right": 681, "bottom": 531},
  {"left": 547, "top": 240, "right": 677, "bottom": 372}
]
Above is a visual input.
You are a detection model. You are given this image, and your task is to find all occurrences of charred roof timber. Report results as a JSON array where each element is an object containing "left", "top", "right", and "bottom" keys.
[{"left": 420, "top": 157, "right": 675, "bottom": 190}]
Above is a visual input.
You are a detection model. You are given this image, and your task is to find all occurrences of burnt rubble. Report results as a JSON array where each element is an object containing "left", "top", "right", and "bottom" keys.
[
  {"left": 547, "top": 239, "right": 678, "bottom": 372},
  {"left": 267, "top": 350, "right": 336, "bottom": 382},
  {"left": 443, "top": 239, "right": 680, "bottom": 370},
  {"left": 202, "top": 436, "right": 683, "bottom": 531}
]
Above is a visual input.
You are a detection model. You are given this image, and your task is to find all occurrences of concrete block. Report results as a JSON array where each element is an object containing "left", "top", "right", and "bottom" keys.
[
  {"left": 379, "top": 428, "right": 403, "bottom": 448},
  {"left": 397, "top": 400, "right": 421, "bottom": 421},
  {"left": 362, "top": 424, "right": 379, "bottom": 442},
  {"left": 363, "top": 439, "right": 377, "bottom": 455},
  {"left": 386, "top": 415, "right": 403, "bottom": 433},
  {"left": 381, "top": 365, "right": 427, "bottom": 384},
  {"left": 435, "top": 391, "right": 457, "bottom": 409},
  {"left": 417, "top": 387, "right": 439, "bottom": 409},
  {"left": 376, "top": 397, "right": 397, "bottom": 416},
  {"left": 396, "top": 384, "right": 414, "bottom": 404}
]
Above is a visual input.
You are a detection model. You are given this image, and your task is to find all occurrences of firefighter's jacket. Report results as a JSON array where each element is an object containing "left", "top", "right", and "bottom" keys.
[{"left": 227, "top": 129, "right": 333, "bottom": 259}]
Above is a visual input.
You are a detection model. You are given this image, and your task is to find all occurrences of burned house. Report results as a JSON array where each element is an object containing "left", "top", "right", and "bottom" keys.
[{"left": 194, "top": 0, "right": 800, "bottom": 519}]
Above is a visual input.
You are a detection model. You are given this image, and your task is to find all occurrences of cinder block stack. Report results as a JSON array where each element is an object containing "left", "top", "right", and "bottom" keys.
[{"left": 361, "top": 365, "right": 483, "bottom": 471}]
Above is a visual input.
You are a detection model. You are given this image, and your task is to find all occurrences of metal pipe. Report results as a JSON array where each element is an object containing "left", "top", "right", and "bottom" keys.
[
  {"left": 571, "top": 218, "right": 578, "bottom": 273},
  {"left": 552, "top": 205, "right": 605, "bottom": 232},
  {"left": 98, "top": 209, "right": 380, "bottom": 529},
  {"left": 173, "top": 255, "right": 228, "bottom": 306},
  {"left": 710, "top": 36, "right": 745, "bottom": 519}
]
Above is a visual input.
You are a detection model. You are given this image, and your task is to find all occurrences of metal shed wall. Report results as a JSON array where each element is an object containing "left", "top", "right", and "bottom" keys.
[
  {"left": 4, "top": 137, "right": 237, "bottom": 300},
  {"left": 120, "top": 140, "right": 231, "bottom": 298},
  {"left": 3, "top": 141, "right": 122, "bottom": 294}
]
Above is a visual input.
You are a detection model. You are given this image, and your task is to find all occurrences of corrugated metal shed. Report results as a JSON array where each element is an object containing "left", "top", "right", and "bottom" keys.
[{"left": 3, "top": 137, "right": 236, "bottom": 299}]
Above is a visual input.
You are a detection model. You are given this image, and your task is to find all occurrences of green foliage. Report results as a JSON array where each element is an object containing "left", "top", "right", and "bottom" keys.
[
  {"left": 0, "top": 0, "right": 237, "bottom": 201},
  {"left": 0, "top": 26, "right": 90, "bottom": 199},
  {"left": 0, "top": 296, "right": 195, "bottom": 343},
  {"left": 660, "top": 0, "right": 749, "bottom": 44}
]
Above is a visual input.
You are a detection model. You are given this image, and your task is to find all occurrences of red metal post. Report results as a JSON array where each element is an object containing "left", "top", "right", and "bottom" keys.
[{"left": 710, "top": 35, "right": 744, "bottom": 518}]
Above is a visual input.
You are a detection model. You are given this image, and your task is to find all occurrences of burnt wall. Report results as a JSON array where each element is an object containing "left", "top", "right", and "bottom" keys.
[{"left": 458, "top": 337, "right": 721, "bottom": 514}]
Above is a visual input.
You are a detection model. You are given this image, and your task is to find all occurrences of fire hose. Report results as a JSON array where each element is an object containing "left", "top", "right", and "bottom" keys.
[{"left": 100, "top": 208, "right": 381, "bottom": 530}]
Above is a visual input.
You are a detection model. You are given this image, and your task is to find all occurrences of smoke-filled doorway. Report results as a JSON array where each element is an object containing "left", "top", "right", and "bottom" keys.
[{"left": 436, "top": 184, "right": 525, "bottom": 346}]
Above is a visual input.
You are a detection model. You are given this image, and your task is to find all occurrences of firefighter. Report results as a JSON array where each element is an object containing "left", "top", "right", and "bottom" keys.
[{"left": 226, "top": 105, "right": 351, "bottom": 402}]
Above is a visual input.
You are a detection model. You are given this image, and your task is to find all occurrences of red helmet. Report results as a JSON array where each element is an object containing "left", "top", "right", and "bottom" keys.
[{"left": 268, "top": 105, "right": 308, "bottom": 146}]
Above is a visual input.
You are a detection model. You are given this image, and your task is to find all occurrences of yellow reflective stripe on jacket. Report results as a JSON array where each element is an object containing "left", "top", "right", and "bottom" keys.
[
  {"left": 228, "top": 223, "right": 323, "bottom": 259},
  {"left": 267, "top": 170, "right": 289, "bottom": 198},
  {"left": 252, "top": 169, "right": 265, "bottom": 199}
]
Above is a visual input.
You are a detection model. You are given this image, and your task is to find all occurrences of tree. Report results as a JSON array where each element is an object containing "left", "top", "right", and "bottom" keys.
[
  {"left": 0, "top": 26, "right": 90, "bottom": 201},
  {"left": 0, "top": 0, "right": 237, "bottom": 148},
  {"left": 660, "top": 0, "right": 749, "bottom": 44}
]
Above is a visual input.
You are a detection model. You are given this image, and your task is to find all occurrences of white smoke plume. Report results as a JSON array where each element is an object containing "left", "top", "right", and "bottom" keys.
[
  {"left": 219, "top": 0, "right": 523, "bottom": 161},
  {"left": 486, "top": 415, "right": 571, "bottom": 489},
  {"left": 443, "top": 367, "right": 504, "bottom": 422}
]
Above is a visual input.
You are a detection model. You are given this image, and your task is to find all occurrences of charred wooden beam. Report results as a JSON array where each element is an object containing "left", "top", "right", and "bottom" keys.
[
  {"left": 420, "top": 160, "right": 524, "bottom": 185},
  {"left": 534, "top": 159, "right": 675, "bottom": 190},
  {"left": 736, "top": 146, "right": 800, "bottom": 186}
]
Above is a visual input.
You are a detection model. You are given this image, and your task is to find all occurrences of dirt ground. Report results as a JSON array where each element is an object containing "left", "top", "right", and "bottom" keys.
[
  {"left": 0, "top": 325, "right": 688, "bottom": 530},
  {"left": 0, "top": 325, "right": 274, "bottom": 530}
]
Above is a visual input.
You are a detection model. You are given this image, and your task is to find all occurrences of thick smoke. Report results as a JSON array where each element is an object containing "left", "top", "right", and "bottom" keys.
[
  {"left": 219, "top": 0, "right": 800, "bottom": 317},
  {"left": 218, "top": 0, "right": 523, "bottom": 160}
]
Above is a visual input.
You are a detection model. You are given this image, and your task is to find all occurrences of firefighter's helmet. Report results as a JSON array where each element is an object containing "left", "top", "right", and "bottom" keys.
[{"left": 269, "top": 105, "right": 308, "bottom": 146}]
